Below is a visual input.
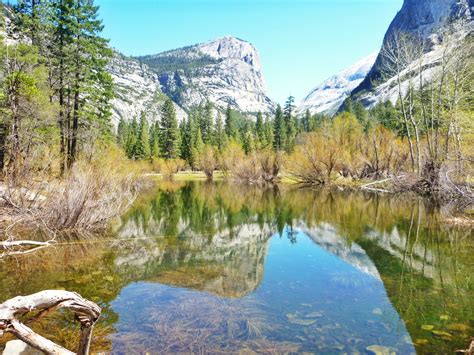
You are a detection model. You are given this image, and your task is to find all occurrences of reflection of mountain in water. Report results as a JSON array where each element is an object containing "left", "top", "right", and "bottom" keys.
[
  {"left": 298, "top": 223, "right": 381, "bottom": 279},
  {"left": 114, "top": 218, "right": 272, "bottom": 298},
  {"left": 366, "top": 228, "right": 437, "bottom": 278},
  {"left": 114, "top": 212, "right": 387, "bottom": 298}
]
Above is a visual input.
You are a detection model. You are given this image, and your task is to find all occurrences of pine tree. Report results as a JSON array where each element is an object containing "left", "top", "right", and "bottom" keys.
[
  {"left": 224, "top": 105, "right": 238, "bottom": 139},
  {"left": 194, "top": 127, "right": 204, "bottom": 151},
  {"left": 242, "top": 130, "right": 256, "bottom": 155},
  {"left": 214, "top": 113, "right": 226, "bottom": 151},
  {"left": 273, "top": 105, "right": 286, "bottom": 151},
  {"left": 308, "top": 113, "right": 322, "bottom": 131},
  {"left": 125, "top": 117, "right": 138, "bottom": 158},
  {"left": 14, "top": 0, "right": 48, "bottom": 48},
  {"left": 179, "top": 117, "right": 193, "bottom": 164},
  {"left": 303, "top": 110, "right": 311, "bottom": 132},
  {"left": 192, "top": 127, "right": 204, "bottom": 168},
  {"left": 342, "top": 97, "right": 354, "bottom": 114},
  {"left": 284, "top": 96, "right": 295, "bottom": 120},
  {"left": 134, "top": 113, "right": 150, "bottom": 160},
  {"left": 49, "top": 0, "right": 113, "bottom": 171},
  {"left": 256, "top": 111, "right": 265, "bottom": 147},
  {"left": 283, "top": 96, "right": 296, "bottom": 152},
  {"left": 264, "top": 115, "right": 274, "bottom": 148},
  {"left": 150, "top": 121, "right": 160, "bottom": 157},
  {"left": 160, "top": 98, "right": 179, "bottom": 159},
  {"left": 117, "top": 117, "right": 128, "bottom": 147},
  {"left": 200, "top": 101, "right": 213, "bottom": 144},
  {"left": 354, "top": 101, "right": 369, "bottom": 129}
]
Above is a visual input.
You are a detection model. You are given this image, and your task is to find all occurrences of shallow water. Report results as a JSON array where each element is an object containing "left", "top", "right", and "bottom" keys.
[{"left": 1, "top": 181, "right": 473, "bottom": 354}]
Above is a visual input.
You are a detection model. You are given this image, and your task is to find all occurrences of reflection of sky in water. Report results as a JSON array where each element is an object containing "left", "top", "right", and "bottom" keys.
[{"left": 111, "top": 229, "right": 415, "bottom": 353}]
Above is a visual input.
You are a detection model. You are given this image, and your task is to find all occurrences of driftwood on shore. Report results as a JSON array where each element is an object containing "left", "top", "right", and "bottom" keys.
[
  {"left": 0, "top": 290, "right": 101, "bottom": 355},
  {"left": 360, "top": 178, "right": 395, "bottom": 193}
]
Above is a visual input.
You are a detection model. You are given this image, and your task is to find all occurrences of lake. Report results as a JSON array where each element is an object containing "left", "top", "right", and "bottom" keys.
[{"left": 1, "top": 181, "right": 473, "bottom": 354}]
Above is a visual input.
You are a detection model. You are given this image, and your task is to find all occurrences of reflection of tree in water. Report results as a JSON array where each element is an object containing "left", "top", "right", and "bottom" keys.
[{"left": 356, "top": 205, "right": 473, "bottom": 354}]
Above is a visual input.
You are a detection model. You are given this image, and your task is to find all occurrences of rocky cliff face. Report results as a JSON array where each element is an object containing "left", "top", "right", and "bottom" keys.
[
  {"left": 109, "top": 52, "right": 187, "bottom": 124},
  {"left": 351, "top": 0, "right": 473, "bottom": 104},
  {"left": 297, "top": 53, "right": 377, "bottom": 116},
  {"left": 138, "top": 36, "right": 276, "bottom": 115}
]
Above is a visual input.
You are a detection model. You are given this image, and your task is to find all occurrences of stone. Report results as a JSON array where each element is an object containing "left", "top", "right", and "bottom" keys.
[
  {"left": 366, "top": 345, "right": 396, "bottom": 355},
  {"left": 372, "top": 308, "right": 383, "bottom": 315},
  {"left": 288, "top": 318, "right": 317, "bottom": 326},
  {"left": 305, "top": 311, "right": 323, "bottom": 318}
]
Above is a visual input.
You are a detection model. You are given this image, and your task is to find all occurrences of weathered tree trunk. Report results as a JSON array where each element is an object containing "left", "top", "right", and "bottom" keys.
[
  {"left": 0, "top": 123, "right": 5, "bottom": 173},
  {"left": 0, "top": 290, "right": 101, "bottom": 355},
  {"left": 397, "top": 74, "right": 416, "bottom": 173},
  {"left": 68, "top": 71, "right": 80, "bottom": 170},
  {"left": 58, "top": 26, "right": 67, "bottom": 177}
]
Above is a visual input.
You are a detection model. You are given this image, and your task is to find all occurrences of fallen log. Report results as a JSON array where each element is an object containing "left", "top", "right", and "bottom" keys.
[
  {"left": 360, "top": 178, "right": 394, "bottom": 193},
  {"left": 0, "top": 290, "right": 101, "bottom": 355},
  {"left": 0, "top": 239, "right": 56, "bottom": 258}
]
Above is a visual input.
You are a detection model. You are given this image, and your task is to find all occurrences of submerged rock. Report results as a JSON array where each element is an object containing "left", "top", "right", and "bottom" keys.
[
  {"left": 372, "top": 308, "right": 383, "bottom": 315},
  {"left": 286, "top": 313, "right": 317, "bottom": 326},
  {"left": 366, "top": 345, "right": 396, "bottom": 355},
  {"left": 305, "top": 311, "right": 323, "bottom": 318}
]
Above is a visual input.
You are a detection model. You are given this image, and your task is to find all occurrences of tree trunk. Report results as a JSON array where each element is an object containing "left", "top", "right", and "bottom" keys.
[
  {"left": 59, "top": 39, "right": 66, "bottom": 176},
  {"left": 408, "top": 87, "right": 422, "bottom": 174},
  {"left": 68, "top": 71, "right": 80, "bottom": 169},
  {"left": 396, "top": 73, "right": 416, "bottom": 173},
  {"left": 0, "top": 123, "right": 5, "bottom": 174}
]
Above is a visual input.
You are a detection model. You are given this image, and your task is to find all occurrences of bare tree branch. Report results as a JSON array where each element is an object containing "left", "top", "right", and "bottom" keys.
[{"left": 0, "top": 290, "right": 101, "bottom": 355}]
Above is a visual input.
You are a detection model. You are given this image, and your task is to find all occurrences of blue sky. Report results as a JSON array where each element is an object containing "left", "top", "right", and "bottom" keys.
[{"left": 97, "top": 0, "right": 403, "bottom": 104}]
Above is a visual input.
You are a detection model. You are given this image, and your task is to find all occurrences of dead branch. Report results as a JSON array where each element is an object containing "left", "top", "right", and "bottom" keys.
[
  {"left": 456, "top": 339, "right": 474, "bottom": 354},
  {"left": 0, "top": 290, "right": 101, "bottom": 355},
  {"left": 0, "top": 238, "right": 57, "bottom": 258},
  {"left": 361, "top": 178, "right": 395, "bottom": 193}
]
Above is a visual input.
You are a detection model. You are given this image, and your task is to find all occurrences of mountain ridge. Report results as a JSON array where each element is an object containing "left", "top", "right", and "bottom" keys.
[
  {"left": 299, "top": 0, "right": 473, "bottom": 115},
  {"left": 351, "top": 0, "right": 473, "bottom": 102},
  {"left": 297, "top": 53, "right": 377, "bottom": 116},
  {"left": 137, "top": 36, "right": 276, "bottom": 116}
]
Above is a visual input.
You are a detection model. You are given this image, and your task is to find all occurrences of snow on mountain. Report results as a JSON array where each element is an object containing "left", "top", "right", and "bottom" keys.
[
  {"left": 138, "top": 36, "right": 276, "bottom": 116},
  {"left": 298, "top": 53, "right": 377, "bottom": 116}
]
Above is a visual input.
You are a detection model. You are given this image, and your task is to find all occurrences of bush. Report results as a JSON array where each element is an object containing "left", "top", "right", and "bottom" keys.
[
  {"left": 285, "top": 113, "right": 411, "bottom": 185},
  {"left": 195, "top": 144, "right": 219, "bottom": 180},
  {"left": 360, "top": 124, "right": 409, "bottom": 179},
  {"left": 285, "top": 132, "right": 343, "bottom": 185},
  {"left": 152, "top": 158, "right": 186, "bottom": 180},
  {"left": 1, "top": 145, "right": 140, "bottom": 235},
  {"left": 44, "top": 163, "right": 138, "bottom": 231},
  {"left": 221, "top": 143, "right": 281, "bottom": 184}
]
